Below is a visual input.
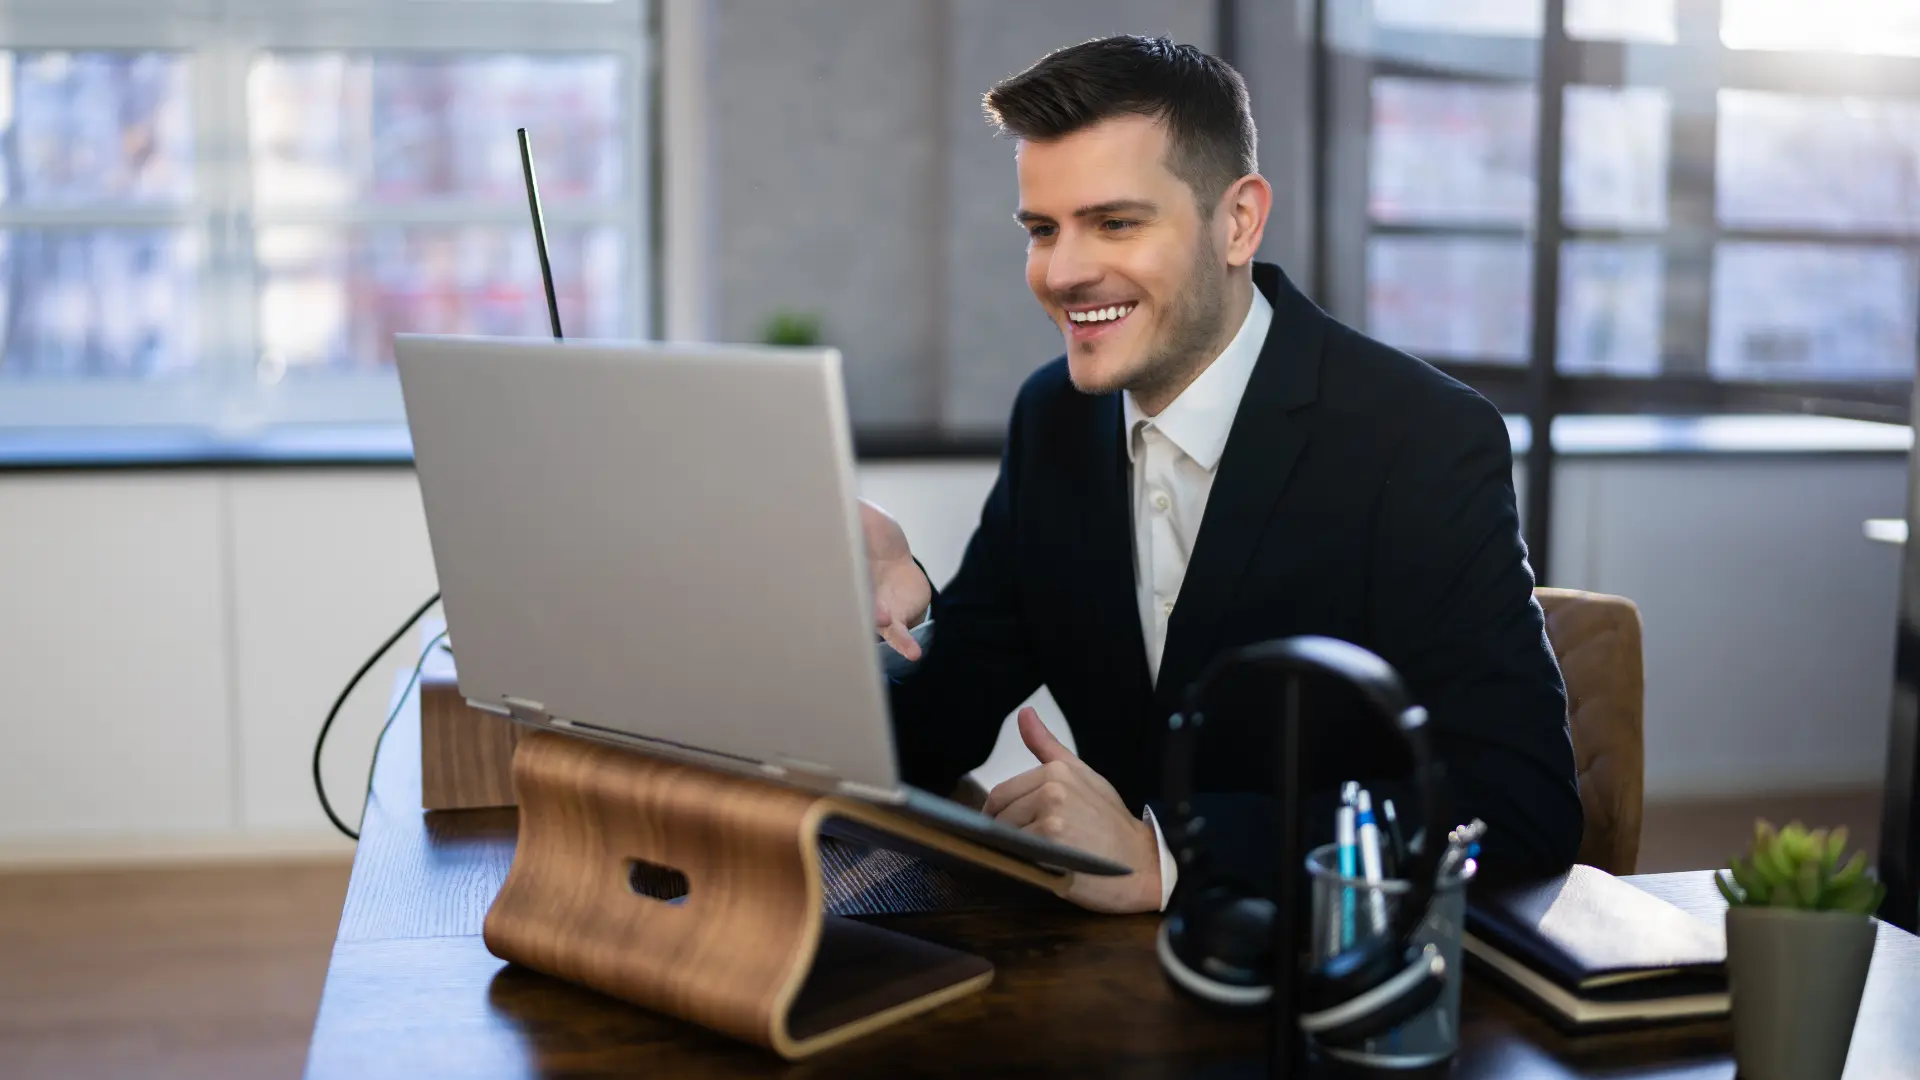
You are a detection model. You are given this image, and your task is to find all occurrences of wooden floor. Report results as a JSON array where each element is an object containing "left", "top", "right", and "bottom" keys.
[
  {"left": 0, "top": 788, "right": 1886, "bottom": 1079},
  {"left": 0, "top": 858, "right": 351, "bottom": 1080}
]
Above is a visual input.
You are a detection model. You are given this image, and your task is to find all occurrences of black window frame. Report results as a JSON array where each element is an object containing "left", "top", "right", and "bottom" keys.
[{"left": 1309, "top": 0, "right": 1920, "bottom": 580}]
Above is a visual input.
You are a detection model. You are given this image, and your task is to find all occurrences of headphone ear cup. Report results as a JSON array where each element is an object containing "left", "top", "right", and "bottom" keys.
[
  {"left": 1156, "top": 884, "right": 1277, "bottom": 1009},
  {"left": 1298, "top": 943, "right": 1447, "bottom": 1047}
]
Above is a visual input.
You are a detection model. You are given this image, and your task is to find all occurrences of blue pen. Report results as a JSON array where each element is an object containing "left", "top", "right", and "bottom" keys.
[{"left": 1335, "top": 801, "right": 1358, "bottom": 949}]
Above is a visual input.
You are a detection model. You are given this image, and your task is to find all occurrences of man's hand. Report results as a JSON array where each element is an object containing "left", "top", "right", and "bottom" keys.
[
  {"left": 983, "top": 707, "right": 1162, "bottom": 913},
  {"left": 859, "top": 499, "right": 932, "bottom": 661}
]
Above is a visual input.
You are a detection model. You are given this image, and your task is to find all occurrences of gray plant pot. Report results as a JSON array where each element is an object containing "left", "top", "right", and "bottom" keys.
[{"left": 1724, "top": 906, "right": 1877, "bottom": 1080}]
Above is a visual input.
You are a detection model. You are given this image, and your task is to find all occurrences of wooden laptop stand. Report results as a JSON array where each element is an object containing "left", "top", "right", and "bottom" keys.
[{"left": 482, "top": 728, "right": 1072, "bottom": 1060}]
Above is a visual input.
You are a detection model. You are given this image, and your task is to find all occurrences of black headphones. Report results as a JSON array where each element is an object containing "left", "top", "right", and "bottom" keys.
[{"left": 1155, "top": 636, "right": 1449, "bottom": 1053}]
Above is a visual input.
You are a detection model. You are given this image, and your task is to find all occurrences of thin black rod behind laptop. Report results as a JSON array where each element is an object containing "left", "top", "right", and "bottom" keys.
[{"left": 517, "top": 127, "right": 564, "bottom": 340}]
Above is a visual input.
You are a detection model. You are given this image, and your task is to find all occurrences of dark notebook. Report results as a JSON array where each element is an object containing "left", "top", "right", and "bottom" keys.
[{"left": 1463, "top": 864, "right": 1729, "bottom": 1031}]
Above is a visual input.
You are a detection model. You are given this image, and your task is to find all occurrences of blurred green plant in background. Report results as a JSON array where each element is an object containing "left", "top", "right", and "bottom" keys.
[{"left": 761, "top": 310, "right": 822, "bottom": 347}]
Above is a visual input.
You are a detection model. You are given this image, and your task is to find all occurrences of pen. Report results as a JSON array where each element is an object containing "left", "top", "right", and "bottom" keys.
[
  {"left": 1438, "top": 818, "right": 1488, "bottom": 882},
  {"left": 1382, "top": 798, "right": 1407, "bottom": 877},
  {"left": 1355, "top": 789, "right": 1389, "bottom": 936},
  {"left": 1335, "top": 799, "right": 1358, "bottom": 949}
]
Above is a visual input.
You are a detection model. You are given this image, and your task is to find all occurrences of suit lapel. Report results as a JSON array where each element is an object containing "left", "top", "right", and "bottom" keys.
[{"left": 1154, "top": 264, "right": 1327, "bottom": 708}]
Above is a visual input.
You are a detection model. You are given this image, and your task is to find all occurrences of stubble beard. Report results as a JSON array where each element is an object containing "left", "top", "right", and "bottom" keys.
[{"left": 1070, "top": 230, "right": 1230, "bottom": 407}]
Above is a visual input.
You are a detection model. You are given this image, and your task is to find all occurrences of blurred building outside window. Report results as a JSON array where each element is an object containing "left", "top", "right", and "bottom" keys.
[
  {"left": 1344, "top": 0, "right": 1920, "bottom": 390},
  {"left": 0, "top": 0, "right": 648, "bottom": 431}
]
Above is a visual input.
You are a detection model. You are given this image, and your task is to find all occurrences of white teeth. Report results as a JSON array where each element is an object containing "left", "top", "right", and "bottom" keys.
[{"left": 1068, "top": 303, "right": 1134, "bottom": 325}]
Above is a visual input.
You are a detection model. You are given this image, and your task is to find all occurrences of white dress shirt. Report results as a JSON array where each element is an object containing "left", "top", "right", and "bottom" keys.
[{"left": 1130, "top": 288, "right": 1274, "bottom": 910}]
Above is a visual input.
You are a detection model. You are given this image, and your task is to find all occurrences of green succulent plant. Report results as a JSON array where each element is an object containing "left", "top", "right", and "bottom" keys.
[
  {"left": 761, "top": 310, "right": 822, "bottom": 348},
  {"left": 1716, "top": 819, "right": 1885, "bottom": 915}
]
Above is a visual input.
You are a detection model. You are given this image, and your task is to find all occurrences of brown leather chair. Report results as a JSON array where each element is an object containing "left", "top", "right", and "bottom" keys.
[{"left": 1536, "top": 588, "right": 1645, "bottom": 876}]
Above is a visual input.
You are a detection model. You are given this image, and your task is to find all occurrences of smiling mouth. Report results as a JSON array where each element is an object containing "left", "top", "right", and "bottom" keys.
[{"left": 1064, "top": 302, "right": 1137, "bottom": 338}]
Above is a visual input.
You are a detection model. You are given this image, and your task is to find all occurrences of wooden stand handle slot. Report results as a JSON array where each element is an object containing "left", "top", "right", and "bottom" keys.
[{"left": 482, "top": 729, "right": 1071, "bottom": 1059}]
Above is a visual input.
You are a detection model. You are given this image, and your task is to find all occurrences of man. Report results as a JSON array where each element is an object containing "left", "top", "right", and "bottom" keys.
[{"left": 866, "top": 36, "right": 1581, "bottom": 914}]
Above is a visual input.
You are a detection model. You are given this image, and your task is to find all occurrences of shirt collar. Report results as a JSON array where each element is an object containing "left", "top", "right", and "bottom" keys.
[{"left": 1122, "top": 287, "right": 1274, "bottom": 471}]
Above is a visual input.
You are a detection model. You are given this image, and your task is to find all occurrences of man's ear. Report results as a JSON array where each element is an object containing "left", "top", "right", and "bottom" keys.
[{"left": 1219, "top": 173, "right": 1272, "bottom": 268}]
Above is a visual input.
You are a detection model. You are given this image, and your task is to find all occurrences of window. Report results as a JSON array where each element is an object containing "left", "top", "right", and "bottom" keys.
[
  {"left": 1562, "top": 86, "right": 1668, "bottom": 230},
  {"left": 1712, "top": 88, "right": 1920, "bottom": 381},
  {"left": 0, "top": 0, "right": 649, "bottom": 431},
  {"left": 1367, "top": 235, "right": 1531, "bottom": 361},
  {"left": 1371, "top": 0, "right": 1676, "bottom": 44},
  {"left": 1711, "top": 244, "right": 1919, "bottom": 380},
  {"left": 1559, "top": 241, "right": 1664, "bottom": 376},
  {"left": 1318, "top": 0, "right": 1920, "bottom": 580},
  {"left": 1720, "top": 0, "right": 1920, "bottom": 57},
  {"left": 1368, "top": 77, "right": 1537, "bottom": 227},
  {"left": 1319, "top": 0, "right": 1920, "bottom": 407},
  {"left": 248, "top": 52, "right": 630, "bottom": 376},
  {"left": 1, "top": 52, "right": 200, "bottom": 382},
  {"left": 1716, "top": 90, "right": 1920, "bottom": 235}
]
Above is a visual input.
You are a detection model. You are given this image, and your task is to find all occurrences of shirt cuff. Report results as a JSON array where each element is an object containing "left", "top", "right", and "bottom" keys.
[{"left": 1141, "top": 804, "right": 1178, "bottom": 912}]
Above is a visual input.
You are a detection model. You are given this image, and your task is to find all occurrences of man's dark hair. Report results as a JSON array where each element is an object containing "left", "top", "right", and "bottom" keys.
[{"left": 983, "top": 35, "right": 1257, "bottom": 213}]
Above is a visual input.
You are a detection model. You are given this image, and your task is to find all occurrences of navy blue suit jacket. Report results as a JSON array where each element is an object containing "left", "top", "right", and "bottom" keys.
[{"left": 888, "top": 263, "right": 1581, "bottom": 896}]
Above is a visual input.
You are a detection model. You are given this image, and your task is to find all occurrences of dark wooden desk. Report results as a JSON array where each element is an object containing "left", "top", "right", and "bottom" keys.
[{"left": 306, "top": 668, "right": 1920, "bottom": 1078}]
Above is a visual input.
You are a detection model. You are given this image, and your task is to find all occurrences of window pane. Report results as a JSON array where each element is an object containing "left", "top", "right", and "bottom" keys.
[
  {"left": 1566, "top": 0, "right": 1676, "bottom": 44},
  {"left": 1563, "top": 86, "right": 1669, "bottom": 229},
  {"left": 1710, "top": 243, "right": 1918, "bottom": 379},
  {"left": 1367, "top": 235, "right": 1531, "bottom": 360},
  {"left": 1722, "top": 0, "right": 1920, "bottom": 57},
  {"left": 248, "top": 53, "right": 623, "bottom": 207},
  {"left": 1348, "top": 3, "right": 1680, "bottom": 54},
  {"left": 0, "top": 230, "right": 200, "bottom": 378},
  {"left": 1558, "top": 242, "right": 1663, "bottom": 375},
  {"left": 256, "top": 225, "right": 625, "bottom": 374},
  {"left": 1718, "top": 90, "right": 1920, "bottom": 235},
  {"left": 1372, "top": 0, "right": 1541, "bottom": 37},
  {"left": 1370, "top": 78, "right": 1537, "bottom": 226},
  {"left": 1, "top": 52, "right": 194, "bottom": 205}
]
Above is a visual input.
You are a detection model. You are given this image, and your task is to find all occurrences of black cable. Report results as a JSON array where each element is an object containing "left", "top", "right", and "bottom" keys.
[
  {"left": 361, "top": 627, "right": 449, "bottom": 815},
  {"left": 314, "top": 592, "right": 442, "bottom": 840}
]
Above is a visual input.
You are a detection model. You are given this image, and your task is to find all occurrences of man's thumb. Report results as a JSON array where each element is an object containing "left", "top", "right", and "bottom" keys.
[{"left": 1018, "top": 707, "right": 1074, "bottom": 764}]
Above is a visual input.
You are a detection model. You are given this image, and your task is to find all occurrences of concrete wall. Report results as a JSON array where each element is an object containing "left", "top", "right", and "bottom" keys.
[
  {"left": 699, "top": 0, "right": 1312, "bottom": 431},
  {"left": 1549, "top": 458, "right": 1909, "bottom": 796},
  {"left": 706, "top": 0, "right": 946, "bottom": 424}
]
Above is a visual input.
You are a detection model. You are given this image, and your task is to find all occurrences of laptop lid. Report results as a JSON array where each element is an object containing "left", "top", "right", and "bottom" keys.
[{"left": 395, "top": 334, "right": 901, "bottom": 795}]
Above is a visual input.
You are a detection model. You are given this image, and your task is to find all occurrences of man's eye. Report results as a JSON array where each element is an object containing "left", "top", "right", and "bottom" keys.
[
  {"left": 1102, "top": 219, "right": 1136, "bottom": 233},
  {"left": 1028, "top": 224, "right": 1056, "bottom": 240}
]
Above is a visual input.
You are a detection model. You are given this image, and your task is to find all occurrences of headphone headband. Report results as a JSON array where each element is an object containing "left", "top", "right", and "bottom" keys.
[
  {"left": 1163, "top": 636, "right": 1444, "bottom": 960},
  {"left": 1158, "top": 636, "right": 1452, "bottom": 1065}
]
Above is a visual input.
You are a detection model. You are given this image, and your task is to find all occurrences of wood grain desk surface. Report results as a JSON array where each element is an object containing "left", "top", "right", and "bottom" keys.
[{"left": 307, "top": 665, "right": 1920, "bottom": 1078}]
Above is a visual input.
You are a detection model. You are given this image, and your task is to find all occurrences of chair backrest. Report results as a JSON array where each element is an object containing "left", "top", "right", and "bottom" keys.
[{"left": 1536, "top": 588, "right": 1645, "bottom": 875}]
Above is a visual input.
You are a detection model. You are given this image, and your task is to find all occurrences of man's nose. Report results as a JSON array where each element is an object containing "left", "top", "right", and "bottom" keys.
[{"left": 1045, "top": 229, "right": 1102, "bottom": 299}]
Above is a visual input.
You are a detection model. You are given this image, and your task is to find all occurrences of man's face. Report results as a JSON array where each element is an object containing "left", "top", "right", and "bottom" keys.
[{"left": 1015, "top": 114, "right": 1228, "bottom": 401}]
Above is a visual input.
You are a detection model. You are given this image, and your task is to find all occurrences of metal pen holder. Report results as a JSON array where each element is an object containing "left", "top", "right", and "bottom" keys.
[{"left": 1303, "top": 843, "right": 1476, "bottom": 1070}]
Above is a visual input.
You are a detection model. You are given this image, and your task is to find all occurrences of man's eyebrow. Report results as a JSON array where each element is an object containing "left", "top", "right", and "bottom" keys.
[
  {"left": 1013, "top": 199, "right": 1160, "bottom": 226},
  {"left": 1071, "top": 199, "right": 1158, "bottom": 218}
]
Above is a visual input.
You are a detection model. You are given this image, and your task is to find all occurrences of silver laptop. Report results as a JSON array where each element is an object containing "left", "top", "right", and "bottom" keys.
[{"left": 395, "top": 333, "right": 1127, "bottom": 878}]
